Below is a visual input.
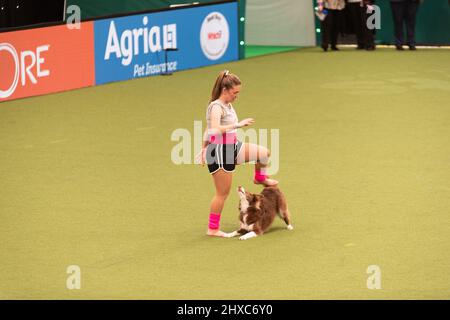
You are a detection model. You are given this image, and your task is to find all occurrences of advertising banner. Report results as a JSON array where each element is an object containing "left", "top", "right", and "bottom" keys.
[
  {"left": 1, "top": 2, "right": 239, "bottom": 102},
  {"left": 94, "top": 2, "right": 238, "bottom": 85},
  {"left": 0, "top": 23, "right": 95, "bottom": 102}
]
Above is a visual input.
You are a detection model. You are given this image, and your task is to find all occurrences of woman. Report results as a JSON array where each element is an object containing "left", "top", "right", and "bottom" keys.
[{"left": 197, "top": 70, "right": 279, "bottom": 237}]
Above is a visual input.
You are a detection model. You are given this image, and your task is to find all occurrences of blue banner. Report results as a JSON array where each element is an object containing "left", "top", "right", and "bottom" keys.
[{"left": 94, "top": 2, "right": 238, "bottom": 85}]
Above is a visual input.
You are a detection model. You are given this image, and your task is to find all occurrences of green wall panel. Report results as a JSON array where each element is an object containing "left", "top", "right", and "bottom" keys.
[{"left": 67, "top": 0, "right": 222, "bottom": 20}]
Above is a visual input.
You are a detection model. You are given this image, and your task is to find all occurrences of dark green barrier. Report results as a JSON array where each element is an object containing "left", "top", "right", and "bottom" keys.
[
  {"left": 238, "top": 0, "right": 246, "bottom": 58},
  {"left": 376, "top": 0, "right": 450, "bottom": 45},
  {"left": 66, "top": 0, "right": 219, "bottom": 19}
]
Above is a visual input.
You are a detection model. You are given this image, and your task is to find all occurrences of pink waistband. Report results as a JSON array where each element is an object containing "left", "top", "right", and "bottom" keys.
[{"left": 210, "top": 132, "right": 237, "bottom": 144}]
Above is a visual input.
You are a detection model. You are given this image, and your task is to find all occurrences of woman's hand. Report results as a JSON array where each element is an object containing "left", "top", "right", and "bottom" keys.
[
  {"left": 237, "top": 118, "right": 255, "bottom": 128},
  {"left": 195, "top": 147, "right": 207, "bottom": 166}
]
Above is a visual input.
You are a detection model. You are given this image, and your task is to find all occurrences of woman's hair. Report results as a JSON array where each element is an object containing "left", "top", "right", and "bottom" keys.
[{"left": 210, "top": 70, "right": 241, "bottom": 103}]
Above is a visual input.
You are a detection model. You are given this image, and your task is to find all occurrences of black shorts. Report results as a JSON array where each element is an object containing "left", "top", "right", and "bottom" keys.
[{"left": 206, "top": 141, "right": 243, "bottom": 174}]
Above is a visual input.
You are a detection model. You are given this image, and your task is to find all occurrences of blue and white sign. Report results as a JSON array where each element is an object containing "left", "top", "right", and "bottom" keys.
[{"left": 94, "top": 2, "right": 238, "bottom": 85}]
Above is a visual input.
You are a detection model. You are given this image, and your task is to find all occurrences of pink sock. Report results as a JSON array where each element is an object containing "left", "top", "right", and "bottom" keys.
[
  {"left": 208, "top": 213, "right": 221, "bottom": 230},
  {"left": 254, "top": 168, "right": 267, "bottom": 182}
]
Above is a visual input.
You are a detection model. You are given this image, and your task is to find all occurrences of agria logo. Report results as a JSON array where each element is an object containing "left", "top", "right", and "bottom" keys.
[
  {"left": 200, "top": 12, "right": 229, "bottom": 60},
  {"left": 0, "top": 43, "right": 50, "bottom": 99},
  {"left": 104, "top": 16, "right": 177, "bottom": 67}
]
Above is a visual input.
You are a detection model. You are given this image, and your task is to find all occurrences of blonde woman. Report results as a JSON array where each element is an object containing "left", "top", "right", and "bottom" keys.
[{"left": 197, "top": 70, "right": 278, "bottom": 237}]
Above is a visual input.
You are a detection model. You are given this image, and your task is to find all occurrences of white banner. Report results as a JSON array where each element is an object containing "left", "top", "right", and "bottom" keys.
[{"left": 245, "top": 0, "right": 316, "bottom": 46}]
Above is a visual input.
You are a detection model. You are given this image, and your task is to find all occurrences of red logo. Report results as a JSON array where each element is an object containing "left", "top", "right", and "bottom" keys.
[{"left": 208, "top": 31, "right": 222, "bottom": 40}]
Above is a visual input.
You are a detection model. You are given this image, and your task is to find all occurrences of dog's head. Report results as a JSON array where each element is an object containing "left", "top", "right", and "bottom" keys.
[{"left": 237, "top": 186, "right": 264, "bottom": 224}]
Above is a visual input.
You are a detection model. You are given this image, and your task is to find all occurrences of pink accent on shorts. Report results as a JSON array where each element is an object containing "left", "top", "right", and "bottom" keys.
[
  {"left": 254, "top": 169, "right": 267, "bottom": 182},
  {"left": 208, "top": 213, "right": 221, "bottom": 230},
  {"left": 210, "top": 132, "right": 237, "bottom": 144}
]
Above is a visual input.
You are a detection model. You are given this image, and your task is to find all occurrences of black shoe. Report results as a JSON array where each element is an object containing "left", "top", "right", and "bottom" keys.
[
  {"left": 409, "top": 45, "right": 417, "bottom": 50},
  {"left": 366, "top": 46, "right": 375, "bottom": 51},
  {"left": 396, "top": 45, "right": 404, "bottom": 51},
  {"left": 321, "top": 45, "right": 328, "bottom": 52},
  {"left": 331, "top": 46, "right": 339, "bottom": 51}
]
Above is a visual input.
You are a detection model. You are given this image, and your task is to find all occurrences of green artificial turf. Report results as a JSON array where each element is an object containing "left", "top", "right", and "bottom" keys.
[
  {"left": 245, "top": 45, "right": 300, "bottom": 58},
  {"left": 1, "top": 47, "right": 450, "bottom": 299}
]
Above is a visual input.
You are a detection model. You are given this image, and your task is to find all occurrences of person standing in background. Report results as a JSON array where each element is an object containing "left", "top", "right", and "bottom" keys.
[
  {"left": 346, "top": 0, "right": 366, "bottom": 50},
  {"left": 317, "top": 0, "right": 346, "bottom": 51},
  {"left": 362, "top": 0, "right": 376, "bottom": 50},
  {"left": 389, "top": 0, "right": 421, "bottom": 50},
  {"left": 345, "top": 0, "right": 377, "bottom": 51}
]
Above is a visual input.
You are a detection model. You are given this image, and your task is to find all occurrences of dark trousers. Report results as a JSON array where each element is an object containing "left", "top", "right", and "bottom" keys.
[
  {"left": 347, "top": 2, "right": 365, "bottom": 48},
  {"left": 362, "top": 2, "right": 376, "bottom": 49},
  {"left": 390, "top": 0, "right": 420, "bottom": 47},
  {"left": 321, "top": 9, "right": 343, "bottom": 48},
  {"left": 346, "top": 2, "right": 376, "bottom": 49}
]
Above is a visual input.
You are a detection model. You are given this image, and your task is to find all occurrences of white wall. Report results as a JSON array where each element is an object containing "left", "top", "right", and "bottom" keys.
[{"left": 245, "top": 0, "right": 316, "bottom": 46}]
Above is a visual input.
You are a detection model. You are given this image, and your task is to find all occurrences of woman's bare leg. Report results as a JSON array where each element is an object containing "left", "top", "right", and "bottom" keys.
[
  {"left": 207, "top": 169, "right": 233, "bottom": 237},
  {"left": 236, "top": 143, "right": 278, "bottom": 186}
]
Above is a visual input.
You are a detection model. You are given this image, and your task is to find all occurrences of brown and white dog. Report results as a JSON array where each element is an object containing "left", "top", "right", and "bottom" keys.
[{"left": 226, "top": 186, "right": 294, "bottom": 240}]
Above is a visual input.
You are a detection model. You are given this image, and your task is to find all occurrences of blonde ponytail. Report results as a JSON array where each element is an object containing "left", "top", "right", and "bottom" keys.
[{"left": 209, "top": 70, "right": 241, "bottom": 103}]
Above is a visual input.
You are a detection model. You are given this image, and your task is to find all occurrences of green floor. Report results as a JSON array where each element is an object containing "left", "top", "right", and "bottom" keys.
[
  {"left": 245, "top": 45, "right": 300, "bottom": 58},
  {"left": 1, "top": 47, "right": 450, "bottom": 299}
]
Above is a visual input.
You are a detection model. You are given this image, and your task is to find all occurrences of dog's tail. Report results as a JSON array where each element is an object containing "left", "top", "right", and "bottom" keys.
[{"left": 277, "top": 192, "right": 292, "bottom": 227}]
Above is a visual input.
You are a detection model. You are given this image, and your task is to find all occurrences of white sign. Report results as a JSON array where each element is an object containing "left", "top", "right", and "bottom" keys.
[{"left": 200, "top": 12, "right": 229, "bottom": 60}]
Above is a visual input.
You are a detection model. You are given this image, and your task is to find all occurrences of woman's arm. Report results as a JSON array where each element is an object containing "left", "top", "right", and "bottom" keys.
[
  {"left": 208, "top": 105, "right": 254, "bottom": 136},
  {"left": 208, "top": 105, "right": 238, "bottom": 136},
  {"left": 202, "top": 129, "right": 210, "bottom": 148}
]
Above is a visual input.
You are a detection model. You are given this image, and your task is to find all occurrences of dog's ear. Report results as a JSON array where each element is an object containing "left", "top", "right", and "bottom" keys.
[
  {"left": 253, "top": 194, "right": 264, "bottom": 202},
  {"left": 251, "top": 194, "right": 264, "bottom": 210}
]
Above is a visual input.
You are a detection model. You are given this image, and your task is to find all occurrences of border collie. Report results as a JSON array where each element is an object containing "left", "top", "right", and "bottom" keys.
[{"left": 227, "top": 186, "right": 294, "bottom": 240}]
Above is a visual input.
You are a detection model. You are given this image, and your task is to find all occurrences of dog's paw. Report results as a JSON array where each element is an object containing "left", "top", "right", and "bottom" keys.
[
  {"left": 224, "top": 231, "right": 239, "bottom": 238},
  {"left": 239, "top": 231, "right": 257, "bottom": 240},
  {"left": 287, "top": 225, "right": 294, "bottom": 230}
]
